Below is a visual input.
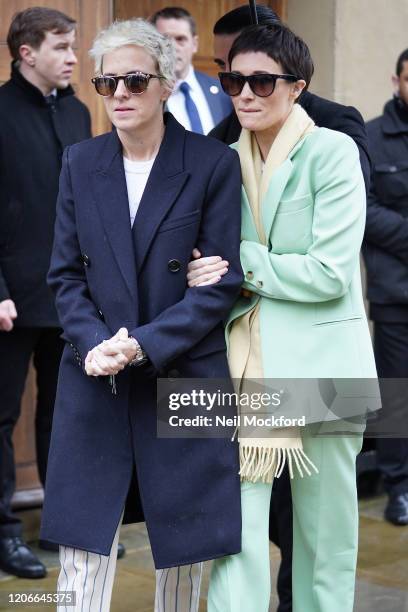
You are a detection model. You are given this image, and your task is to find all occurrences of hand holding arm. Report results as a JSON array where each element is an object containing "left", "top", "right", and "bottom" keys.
[{"left": 187, "top": 249, "right": 229, "bottom": 287}]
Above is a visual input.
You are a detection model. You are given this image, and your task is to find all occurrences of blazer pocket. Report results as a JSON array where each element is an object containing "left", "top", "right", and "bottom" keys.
[
  {"left": 276, "top": 194, "right": 313, "bottom": 214},
  {"left": 313, "top": 316, "right": 362, "bottom": 327},
  {"left": 158, "top": 210, "right": 201, "bottom": 233}
]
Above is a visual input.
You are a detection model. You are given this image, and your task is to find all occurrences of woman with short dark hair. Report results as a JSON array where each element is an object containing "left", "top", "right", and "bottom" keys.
[{"left": 188, "top": 24, "right": 377, "bottom": 612}]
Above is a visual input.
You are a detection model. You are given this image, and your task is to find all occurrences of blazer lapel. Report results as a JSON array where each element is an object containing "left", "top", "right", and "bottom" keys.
[
  {"left": 262, "top": 136, "right": 311, "bottom": 239},
  {"left": 90, "top": 131, "right": 138, "bottom": 303},
  {"left": 261, "top": 159, "right": 294, "bottom": 240},
  {"left": 132, "top": 114, "right": 190, "bottom": 273},
  {"left": 241, "top": 186, "right": 260, "bottom": 242}
]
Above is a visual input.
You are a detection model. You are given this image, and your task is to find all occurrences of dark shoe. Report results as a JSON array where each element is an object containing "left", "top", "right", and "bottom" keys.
[
  {"left": 39, "top": 539, "right": 59, "bottom": 552},
  {"left": 0, "top": 537, "right": 46, "bottom": 578},
  {"left": 384, "top": 492, "right": 408, "bottom": 526},
  {"left": 117, "top": 542, "right": 126, "bottom": 559}
]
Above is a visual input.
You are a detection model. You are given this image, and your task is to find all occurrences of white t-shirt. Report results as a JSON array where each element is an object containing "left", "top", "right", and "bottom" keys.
[{"left": 123, "top": 156, "right": 156, "bottom": 226}]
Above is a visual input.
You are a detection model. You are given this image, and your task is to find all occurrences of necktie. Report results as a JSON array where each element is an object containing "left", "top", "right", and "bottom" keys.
[{"left": 179, "top": 81, "right": 203, "bottom": 134}]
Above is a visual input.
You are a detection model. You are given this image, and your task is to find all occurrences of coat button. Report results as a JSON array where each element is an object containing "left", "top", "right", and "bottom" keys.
[
  {"left": 246, "top": 271, "right": 254, "bottom": 280},
  {"left": 256, "top": 280, "right": 263, "bottom": 288},
  {"left": 82, "top": 254, "right": 90, "bottom": 267},
  {"left": 168, "top": 259, "right": 181, "bottom": 273}
]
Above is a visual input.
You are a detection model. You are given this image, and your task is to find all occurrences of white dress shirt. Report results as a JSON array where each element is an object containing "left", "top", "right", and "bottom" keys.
[{"left": 166, "top": 65, "right": 215, "bottom": 134}]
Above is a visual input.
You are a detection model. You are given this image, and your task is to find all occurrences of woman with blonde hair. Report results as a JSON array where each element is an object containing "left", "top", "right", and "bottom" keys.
[{"left": 40, "top": 18, "right": 243, "bottom": 611}]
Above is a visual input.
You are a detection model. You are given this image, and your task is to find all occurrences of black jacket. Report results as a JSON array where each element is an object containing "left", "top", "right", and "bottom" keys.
[
  {"left": 363, "top": 98, "right": 408, "bottom": 321},
  {"left": 209, "top": 90, "right": 371, "bottom": 192},
  {"left": 0, "top": 63, "right": 91, "bottom": 326}
]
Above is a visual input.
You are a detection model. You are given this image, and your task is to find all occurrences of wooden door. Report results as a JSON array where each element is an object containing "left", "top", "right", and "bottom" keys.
[
  {"left": 115, "top": 0, "right": 287, "bottom": 76},
  {"left": 0, "top": 0, "right": 112, "bottom": 505},
  {"left": 0, "top": 0, "right": 113, "bottom": 135}
]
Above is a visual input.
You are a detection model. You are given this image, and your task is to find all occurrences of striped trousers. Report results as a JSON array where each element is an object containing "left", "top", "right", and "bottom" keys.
[{"left": 57, "top": 517, "right": 204, "bottom": 612}]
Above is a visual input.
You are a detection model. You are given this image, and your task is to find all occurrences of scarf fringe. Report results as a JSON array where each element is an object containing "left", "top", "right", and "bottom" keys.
[{"left": 239, "top": 445, "right": 319, "bottom": 484}]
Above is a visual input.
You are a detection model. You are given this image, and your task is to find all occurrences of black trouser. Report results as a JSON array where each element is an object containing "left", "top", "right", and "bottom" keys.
[
  {"left": 374, "top": 322, "right": 408, "bottom": 496},
  {"left": 269, "top": 464, "right": 292, "bottom": 612},
  {"left": 0, "top": 327, "right": 63, "bottom": 537}
]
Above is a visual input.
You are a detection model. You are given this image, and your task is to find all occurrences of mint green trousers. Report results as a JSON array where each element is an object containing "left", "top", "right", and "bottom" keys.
[{"left": 208, "top": 424, "right": 363, "bottom": 612}]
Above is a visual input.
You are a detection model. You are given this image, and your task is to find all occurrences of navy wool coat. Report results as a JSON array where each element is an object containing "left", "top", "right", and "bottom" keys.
[{"left": 40, "top": 113, "right": 243, "bottom": 569}]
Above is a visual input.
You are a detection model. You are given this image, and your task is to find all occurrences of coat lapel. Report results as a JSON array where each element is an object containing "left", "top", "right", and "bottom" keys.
[
  {"left": 132, "top": 114, "right": 190, "bottom": 273},
  {"left": 90, "top": 131, "right": 138, "bottom": 303}
]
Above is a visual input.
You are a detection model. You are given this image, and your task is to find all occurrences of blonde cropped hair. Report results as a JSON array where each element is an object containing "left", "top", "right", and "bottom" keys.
[{"left": 89, "top": 18, "right": 176, "bottom": 92}]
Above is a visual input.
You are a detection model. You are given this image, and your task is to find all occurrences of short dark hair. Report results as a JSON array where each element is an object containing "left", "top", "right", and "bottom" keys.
[
  {"left": 228, "top": 24, "right": 314, "bottom": 89},
  {"left": 150, "top": 6, "right": 197, "bottom": 36},
  {"left": 7, "top": 7, "right": 76, "bottom": 62},
  {"left": 396, "top": 48, "right": 408, "bottom": 77},
  {"left": 213, "top": 4, "right": 280, "bottom": 35}
]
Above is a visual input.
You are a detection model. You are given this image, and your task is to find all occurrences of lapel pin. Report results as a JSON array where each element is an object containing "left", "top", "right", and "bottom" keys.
[{"left": 210, "top": 85, "right": 219, "bottom": 95}]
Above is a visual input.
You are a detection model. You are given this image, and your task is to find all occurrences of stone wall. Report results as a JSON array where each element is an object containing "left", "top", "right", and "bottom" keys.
[{"left": 287, "top": 0, "right": 408, "bottom": 120}]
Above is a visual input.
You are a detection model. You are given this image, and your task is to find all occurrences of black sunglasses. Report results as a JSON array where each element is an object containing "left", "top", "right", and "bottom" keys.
[
  {"left": 218, "top": 72, "right": 299, "bottom": 97},
  {"left": 91, "top": 71, "right": 163, "bottom": 96}
]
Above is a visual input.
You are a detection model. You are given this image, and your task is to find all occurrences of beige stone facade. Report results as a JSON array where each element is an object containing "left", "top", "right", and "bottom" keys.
[{"left": 287, "top": 0, "right": 408, "bottom": 120}]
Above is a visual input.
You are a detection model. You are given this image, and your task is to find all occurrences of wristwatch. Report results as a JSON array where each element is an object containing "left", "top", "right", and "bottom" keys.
[{"left": 128, "top": 336, "right": 148, "bottom": 367}]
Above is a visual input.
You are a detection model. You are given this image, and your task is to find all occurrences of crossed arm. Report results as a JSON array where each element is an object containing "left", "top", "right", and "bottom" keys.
[{"left": 188, "top": 135, "right": 367, "bottom": 302}]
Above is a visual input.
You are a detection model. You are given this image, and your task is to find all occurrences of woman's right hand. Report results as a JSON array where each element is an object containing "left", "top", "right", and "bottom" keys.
[{"left": 187, "top": 248, "right": 229, "bottom": 287}]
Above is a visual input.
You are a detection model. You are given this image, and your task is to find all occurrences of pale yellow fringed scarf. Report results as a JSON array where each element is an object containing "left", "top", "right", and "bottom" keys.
[{"left": 229, "top": 104, "right": 319, "bottom": 483}]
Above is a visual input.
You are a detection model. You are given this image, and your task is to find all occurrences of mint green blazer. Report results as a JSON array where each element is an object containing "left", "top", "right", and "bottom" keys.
[{"left": 226, "top": 127, "right": 377, "bottom": 381}]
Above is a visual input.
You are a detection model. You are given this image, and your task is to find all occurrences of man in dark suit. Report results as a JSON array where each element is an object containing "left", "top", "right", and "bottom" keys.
[
  {"left": 0, "top": 7, "right": 91, "bottom": 580},
  {"left": 363, "top": 47, "right": 408, "bottom": 526},
  {"left": 187, "top": 6, "right": 372, "bottom": 612},
  {"left": 151, "top": 6, "right": 232, "bottom": 134}
]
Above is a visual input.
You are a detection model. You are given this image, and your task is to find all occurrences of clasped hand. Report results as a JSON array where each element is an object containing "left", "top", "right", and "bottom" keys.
[{"left": 85, "top": 327, "right": 138, "bottom": 377}]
